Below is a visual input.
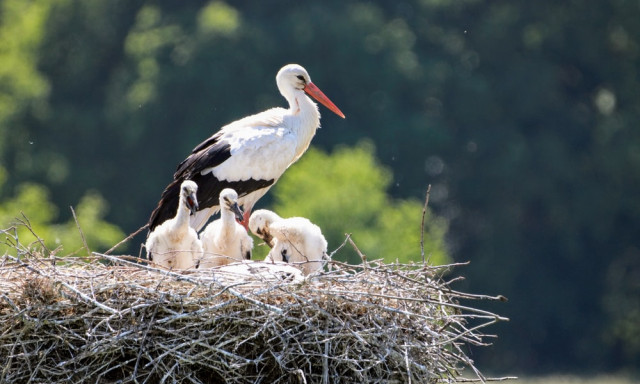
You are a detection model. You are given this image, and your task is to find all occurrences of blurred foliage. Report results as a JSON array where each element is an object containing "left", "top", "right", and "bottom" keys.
[
  {"left": 0, "top": 0, "right": 639, "bottom": 375},
  {"left": 0, "top": 166, "right": 125, "bottom": 256},
  {"left": 270, "top": 141, "right": 448, "bottom": 266},
  {"left": 0, "top": 0, "right": 51, "bottom": 174}
]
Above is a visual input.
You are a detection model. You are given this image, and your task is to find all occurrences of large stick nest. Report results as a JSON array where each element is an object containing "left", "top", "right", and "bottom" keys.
[{"left": 1, "top": 228, "right": 508, "bottom": 383}]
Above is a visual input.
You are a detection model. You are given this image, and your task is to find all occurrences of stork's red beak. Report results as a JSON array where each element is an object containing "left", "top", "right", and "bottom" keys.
[{"left": 304, "top": 82, "right": 345, "bottom": 119}]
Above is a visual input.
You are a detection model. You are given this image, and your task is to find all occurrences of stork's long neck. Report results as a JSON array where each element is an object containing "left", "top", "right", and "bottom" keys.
[
  {"left": 219, "top": 203, "right": 237, "bottom": 242},
  {"left": 173, "top": 196, "right": 191, "bottom": 232},
  {"left": 289, "top": 92, "right": 321, "bottom": 162}
]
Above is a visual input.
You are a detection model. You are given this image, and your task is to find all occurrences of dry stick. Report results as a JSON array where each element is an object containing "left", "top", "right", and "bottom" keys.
[
  {"left": 95, "top": 252, "right": 202, "bottom": 285},
  {"left": 2, "top": 230, "right": 509, "bottom": 382},
  {"left": 17, "top": 213, "right": 49, "bottom": 255},
  {"left": 347, "top": 236, "right": 367, "bottom": 270},
  {"left": 95, "top": 252, "right": 284, "bottom": 315},
  {"left": 456, "top": 376, "right": 519, "bottom": 382},
  {"left": 6, "top": 253, "right": 119, "bottom": 315},
  {"left": 325, "top": 234, "right": 352, "bottom": 272},
  {"left": 133, "top": 294, "right": 163, "bottom": 381},
  {"left": 421, "top": 184, "right": 431, "bottom": 265},
  {"left": 70, "top": 206, "right": 91, "bottom": 256},
  {"left": 322, "top": 322, "right": 330, "bottom": 384},
  {"left": 295, "top": 369, "right": 308, "bottom": 384},
  {"left": 104, "top": 223, "right": 149, "bottom": 255},
  {"left": 404, "top": 344, "right": 412, "bottom": 384},
  {"left": 329, "top": 234, "right": 352, "bottom": 259},
  {"left": 60, "top": 279, "right": 119, "bottom": 315}
]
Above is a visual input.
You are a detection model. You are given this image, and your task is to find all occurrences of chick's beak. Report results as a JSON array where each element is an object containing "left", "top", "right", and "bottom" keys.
[
  {"left": 231, "top": 202, "right": 244, "bottom": 222},
  {"left": 186, "top": 193, "right": 199, "bottom": 215}
]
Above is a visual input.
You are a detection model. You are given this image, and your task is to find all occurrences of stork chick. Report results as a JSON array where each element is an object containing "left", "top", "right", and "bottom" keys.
[
  {"left": 145, "top": 180, "right": 202, "bottom": 270},
  {"left": 249, "top": 210, "right": 327, "bottom": 275},
  {"left": 248, "top": 209, "right": 283, "bottom": 248},
  {"left": 199, "top": 188, "right": 253, "bottom": 268}
]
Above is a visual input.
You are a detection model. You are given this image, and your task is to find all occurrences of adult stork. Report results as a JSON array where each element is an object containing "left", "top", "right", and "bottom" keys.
[{"left": 148, "top": 64, "right": 345, "bottom": 232}]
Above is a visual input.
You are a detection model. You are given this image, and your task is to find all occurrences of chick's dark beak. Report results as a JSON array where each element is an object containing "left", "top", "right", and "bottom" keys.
[
  {"left": 186, "top": 193, "right": 199, "bottom": 215},
  {"left": 231, "top": 202, "right": 244, "bottom": 222}
]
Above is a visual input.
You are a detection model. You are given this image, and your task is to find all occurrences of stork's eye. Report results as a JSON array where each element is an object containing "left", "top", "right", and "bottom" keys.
[{"left": 296, "top": 75, "right": 305, "bottom": 82}]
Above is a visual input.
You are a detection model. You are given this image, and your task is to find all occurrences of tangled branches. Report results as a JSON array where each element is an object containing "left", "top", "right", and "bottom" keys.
[{"left": 0, "top": 221, "right": 510, "bottom": 383}]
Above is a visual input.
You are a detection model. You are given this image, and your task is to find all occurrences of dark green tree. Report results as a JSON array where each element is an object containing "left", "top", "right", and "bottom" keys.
[{"left": 269, "top": 142, "right": 448, "bottom": 266}]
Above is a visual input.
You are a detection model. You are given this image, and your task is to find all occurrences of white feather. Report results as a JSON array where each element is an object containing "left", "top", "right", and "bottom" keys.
[
  {"left": 250, "top": 210, "right": 328, "bottom": 276},
  {"left": 146, "top": 181, "right": 202, "bottom": 270},
  {"left": 199, "top": 189, "right": 253, "bottom": 267}
]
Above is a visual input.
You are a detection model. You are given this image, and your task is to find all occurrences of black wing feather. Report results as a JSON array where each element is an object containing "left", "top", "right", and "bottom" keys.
[
  {"left": 148, "top": 135, "right": 274, "bottom": 231},
  {"left": 174, "top": 132, "right": 231, "bottom": 178}
]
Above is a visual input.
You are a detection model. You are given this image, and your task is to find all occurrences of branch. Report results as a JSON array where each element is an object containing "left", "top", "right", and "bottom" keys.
[
  {"left": 104, "top": 223, "right": 149, "bottom": 255},
  {"left": 347, "top": 236, "right": 367, "bottom": 267},
  {"left": 70, "top": 206, "right": 91, "bottom": 256},
  {"left": 421, "top": 184, "right": 431, "bottom": 264}
]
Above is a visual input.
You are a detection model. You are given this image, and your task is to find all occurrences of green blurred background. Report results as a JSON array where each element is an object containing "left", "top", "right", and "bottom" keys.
[{"left": 1, "top": 0, "right": 639, "bottom": 378}]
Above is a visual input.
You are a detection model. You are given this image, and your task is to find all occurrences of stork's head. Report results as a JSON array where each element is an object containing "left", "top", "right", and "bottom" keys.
[
  {"left": 276, "top": 64, "right": 310, "bottom": 93},
  {"left": 219, "top": 188, "right": 244, "bottom": 222},
  {"left": 180, "top": 180, "right": 199, "bottom": 215},
  {"left": 248, "top": 209, "right": 282, "bottom": 247},
  {"left": 276, "top": 64, "right": 345, "bottom": 118}
]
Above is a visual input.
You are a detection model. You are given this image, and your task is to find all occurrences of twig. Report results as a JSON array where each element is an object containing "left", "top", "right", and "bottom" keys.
[
  {"left": 17, "top": 213, "right": 49, "bottom": 255},
  {"left": 4, "top": 253, "right": 118, "bottom": 316},
  {"left": 329, "top": 233, "right": 352, "bottom": 259},
  {"left": 95, "top": 252, "right": 283, "bottom": 314},
  {"left": 456, "top": 377, "right": 519, "bottom": 382},
  {"left": 347, "top": 236, "right": 367, "bottom": 268},
  {"left": 295, "top": 369, "right": 308, "bottom": 384},
  {"left": 1, "top": 219, "right": 510, "bottom": 383},
  {"left": 57, "top": 280, "right": 119, "bottom": 315},
  {"left": 404, "top": 344, "right": 412, "bottom": 384},
  {"left": 421, "top": 184, "right": 431, "bottom": 264},
  {"left": 133, "top": 294, "right": 163, "bottom": 379},
  {"left": 323, "top": 322, "right": 330, "bottom": 384},
  {"left": 70, "top": 206, "right": 91, "bottom": 256},
  {"left": 104, "top": 223, "right": 149, "bottom": 255}
]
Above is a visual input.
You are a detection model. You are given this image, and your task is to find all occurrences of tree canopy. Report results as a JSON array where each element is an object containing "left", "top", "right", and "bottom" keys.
[{"left": 271, "top": 141, "right": 448, "bottom": 266}]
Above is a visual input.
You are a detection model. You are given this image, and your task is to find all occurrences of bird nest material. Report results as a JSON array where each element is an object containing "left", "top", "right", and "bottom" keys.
[{"left": 0, "top": 228, "right": 509, "bottom": 384}]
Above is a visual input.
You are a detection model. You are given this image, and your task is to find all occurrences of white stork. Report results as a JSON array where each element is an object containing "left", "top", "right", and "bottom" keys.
[
  {"left": 148, "top": 64, "right": 345, "bottom": 232},
  {"left": 247, "top": 208, "right": 282, "bottom": 248},
  {"left": 145, "top": 180, "right": 203, "bottom": 270},
  {"left": 199, "top": 188, "right": 253, "bottom": 268},
  {"left": 249, "top": 209, "right": 328, "bottom": 276}
]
